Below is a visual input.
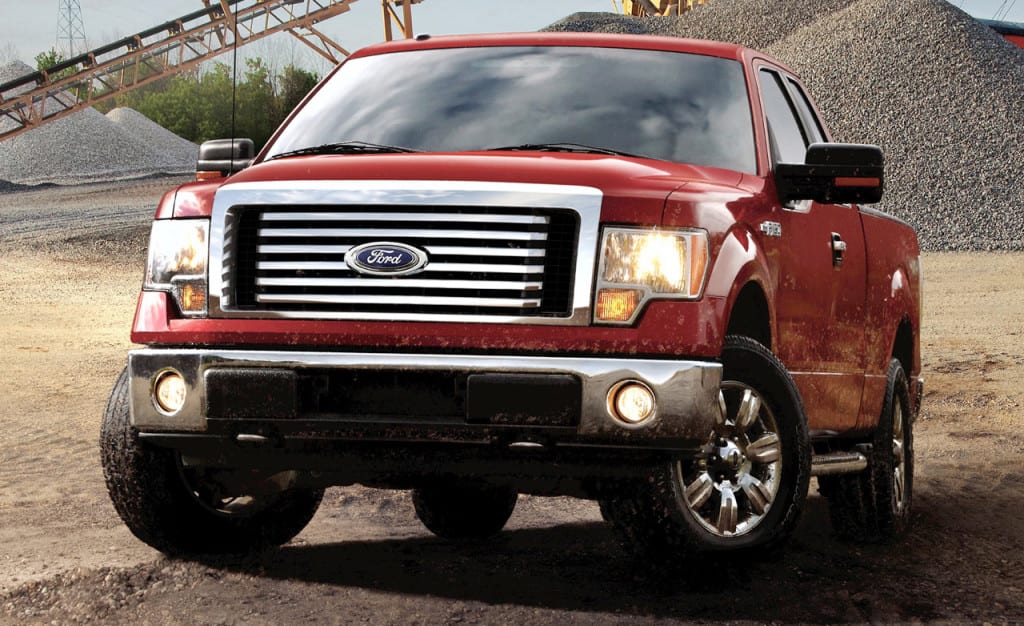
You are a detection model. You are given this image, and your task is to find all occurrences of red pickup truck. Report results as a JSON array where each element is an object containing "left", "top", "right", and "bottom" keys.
[{"left": 101, "top": 32, "right": 922, "bottom": 560}]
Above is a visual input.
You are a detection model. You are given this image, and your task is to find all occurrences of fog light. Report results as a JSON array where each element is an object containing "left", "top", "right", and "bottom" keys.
[
  {"left": 609, "top": 381, "right": 656, "bottom": 425},
  {"left": 154, "top": 371, "right": 187, "bottom": 414}
]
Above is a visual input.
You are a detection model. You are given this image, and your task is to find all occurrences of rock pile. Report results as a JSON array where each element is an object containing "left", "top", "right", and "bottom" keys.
[
  {"left": 106, "top": 107, "right": 198, "bottom": 166},
  {"left": 0, "top": 61, "right": 197, "bottom": 186},
  {"left": 548, "top": 0, "right": 1024, "bottom": 251}
]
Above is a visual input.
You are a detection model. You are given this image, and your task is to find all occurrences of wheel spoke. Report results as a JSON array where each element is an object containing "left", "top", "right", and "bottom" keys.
[
  {"left": 718, "top": 390, "right": 728, "bottom": 425},
  {"left": 893, "top": 404, "right": 904, "bottom": 438},
  {"left": 685, "top": 471, "right": 715, "bottom": 510},
  {"left": 747, "top": 433, "right": 781, "bottom": 464},
  {"left": 734, "top": 389, "right": 761, "bottom": 434},
  {"left": 740, "top": 474, "right": 772, "bottom": 515},
  {"left": 716, "top": 481, "right": 739, "bottom": 534},
  {"left": 893, "top": 466, "right": 904, "bottom": 511}
]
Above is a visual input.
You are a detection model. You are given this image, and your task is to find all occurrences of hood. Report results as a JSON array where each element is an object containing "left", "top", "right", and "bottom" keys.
[{"left": 213, "top": 152, "right": 746, "bottom": 225}]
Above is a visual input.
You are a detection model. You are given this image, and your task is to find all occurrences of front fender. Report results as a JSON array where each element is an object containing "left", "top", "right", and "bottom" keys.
[{"left": 704, "top": 225, "right": 777, "bottom": 353}]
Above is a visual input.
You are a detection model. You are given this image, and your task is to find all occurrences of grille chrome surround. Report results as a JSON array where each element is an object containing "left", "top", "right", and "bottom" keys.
[{"left": 209, "top": 180, "right": 602, "bottom": 324}]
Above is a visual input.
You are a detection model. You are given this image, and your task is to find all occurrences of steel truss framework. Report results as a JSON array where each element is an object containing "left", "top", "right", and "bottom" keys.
[
  {"left": 0, "top": 0, "right": 423, "bottom": 142},
  {"left": 620, "top": 0, "right": 706, "bottom": 16}
]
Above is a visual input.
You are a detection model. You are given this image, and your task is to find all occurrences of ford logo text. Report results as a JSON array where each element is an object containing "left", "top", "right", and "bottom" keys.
[{"left": 346, "top": 242, "right": 428, "bottom": 276}]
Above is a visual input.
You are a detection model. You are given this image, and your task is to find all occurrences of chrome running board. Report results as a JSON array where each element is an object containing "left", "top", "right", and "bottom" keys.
[{"left": 811, "top": 450, "right": 869, "bottom": 476}]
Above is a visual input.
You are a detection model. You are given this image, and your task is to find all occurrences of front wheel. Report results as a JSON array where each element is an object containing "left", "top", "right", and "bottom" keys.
[
  {"left": 100, "top": 368, "right": 324, "bottom": 556},
  {"left": 601, "top": 336, "right": 810, "bottom": 558}
]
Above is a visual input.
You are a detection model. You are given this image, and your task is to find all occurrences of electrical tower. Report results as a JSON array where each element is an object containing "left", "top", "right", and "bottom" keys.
[{"left": 56, "top": 0, "right": 88, "bottom": 58}]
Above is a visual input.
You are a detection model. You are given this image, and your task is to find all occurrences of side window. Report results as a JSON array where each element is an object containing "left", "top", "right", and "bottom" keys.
[
  {"left": 758, "top": 69, "right": 808, "bottom": 164},
  {"left": 786, "top": 77, "right": 826, "bottom": 144}
]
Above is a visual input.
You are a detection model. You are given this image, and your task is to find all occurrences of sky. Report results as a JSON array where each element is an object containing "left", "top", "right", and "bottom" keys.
[{"left": 1, "top": 0, "right": 1022, "bottom": 71}]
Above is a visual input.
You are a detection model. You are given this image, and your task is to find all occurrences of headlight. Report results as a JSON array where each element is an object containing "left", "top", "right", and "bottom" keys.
[
  {"left": 595, "top": 228, "right": 709, "bottom": 324},
  {"left": 144, "top": 219, "right": 209, "bottom": 317}
]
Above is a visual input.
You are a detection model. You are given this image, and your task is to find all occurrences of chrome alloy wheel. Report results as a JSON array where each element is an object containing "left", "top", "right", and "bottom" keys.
[
  {"left": 677, "top": 381, "right": 783, "bottom": 537},
  {"left": 892, "top": 401, "right": 908, "bottom": 516}
]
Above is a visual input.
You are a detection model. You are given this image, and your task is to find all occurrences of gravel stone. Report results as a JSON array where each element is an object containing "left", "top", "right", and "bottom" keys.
[
  {"left": 0, "top": 61, "right": 197, "bottom": 186},
  {"left": 548, "top": 0, "right": 1024, "bottom": 251}
]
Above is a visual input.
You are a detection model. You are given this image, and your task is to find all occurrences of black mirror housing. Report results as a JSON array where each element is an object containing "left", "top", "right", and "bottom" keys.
[
  {"left": 775, "top": 142, "right": 884, "bottom": 205},
  {"left": 196, "top": 138, "right": 255, "bottom": 178}
]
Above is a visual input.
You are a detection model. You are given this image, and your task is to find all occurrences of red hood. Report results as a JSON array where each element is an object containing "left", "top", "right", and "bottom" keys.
[{"left": 166, "top": 153, "right": 745, "bottom": 224}]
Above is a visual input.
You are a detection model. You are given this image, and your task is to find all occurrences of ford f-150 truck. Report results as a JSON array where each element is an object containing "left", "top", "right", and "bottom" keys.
[{"left": 100, "top": 32, "right": 923, "bottom": 559}]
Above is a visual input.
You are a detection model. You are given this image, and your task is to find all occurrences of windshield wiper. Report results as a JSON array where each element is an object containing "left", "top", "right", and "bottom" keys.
[
  {"left": 485, "top": 142, "right": 651, "bottom": 159},
  {"left": 267, "top": 141, "right": 420, "bottom": 160}
]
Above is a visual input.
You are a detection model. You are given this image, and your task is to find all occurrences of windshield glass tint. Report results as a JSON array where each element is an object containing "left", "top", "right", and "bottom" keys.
[{"left": 266, "top": 46, "right": 756, "bottom": 173}]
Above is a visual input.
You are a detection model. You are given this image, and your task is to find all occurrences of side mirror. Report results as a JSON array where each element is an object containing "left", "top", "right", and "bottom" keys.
[
  {"left": 775, "top": 143, "right": 884, "bottom": 205},
  {"left": 196, "top": 138, "right": 255, "bottom": 181}
]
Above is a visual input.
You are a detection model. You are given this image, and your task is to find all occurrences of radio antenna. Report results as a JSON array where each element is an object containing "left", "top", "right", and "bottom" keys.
[{"left": 223, "top": 0, "right": 240, "bottom": 158}]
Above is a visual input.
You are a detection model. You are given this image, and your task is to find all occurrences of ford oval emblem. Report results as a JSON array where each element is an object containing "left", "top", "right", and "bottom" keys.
[{"left": 346, "top": 241, "right": 428, "bottom": 276}]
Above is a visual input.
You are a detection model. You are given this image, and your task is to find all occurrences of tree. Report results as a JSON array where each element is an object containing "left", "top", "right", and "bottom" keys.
[
  {"left": 277, "top": 65, "right": 320, "bottom": 119},
  {"left": 93, "top": 56, "right": 320, "bottom": 148},
  {"left": 35, "top": 48, "right": 78, "bottom": 81}
]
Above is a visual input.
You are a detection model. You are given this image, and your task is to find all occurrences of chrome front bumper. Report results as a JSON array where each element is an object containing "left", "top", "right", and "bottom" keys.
[{"left": 128, "top": 349, "right": 722, "bottom": 448}]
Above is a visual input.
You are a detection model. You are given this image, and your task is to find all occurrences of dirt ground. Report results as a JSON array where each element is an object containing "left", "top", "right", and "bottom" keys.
[{"left": 0, "top": 179, "right": 1021, "bottom": 624}]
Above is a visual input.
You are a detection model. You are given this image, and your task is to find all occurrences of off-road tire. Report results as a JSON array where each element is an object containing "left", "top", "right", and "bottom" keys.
[
  {"left": 100, "top": 368, "right": 324, "bottom": 556},
  {"left": 820, "top": 358, "right": 913, "bottom": 542},
  {"left": 412, "top": 481, "right": 518, "bottom": 541},
  {"left": 601, "top": 335, "right": 810, "bottom": 559}
]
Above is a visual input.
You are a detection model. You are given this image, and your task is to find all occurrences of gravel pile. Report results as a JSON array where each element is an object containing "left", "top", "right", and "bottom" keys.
[
  {"left": 548, "top": 0, "right": 1024, "bottom": 251},
  {"left": 0, "top": 61, "right": 197, "bottom": 186},
  {"left": 106, "top": 107, "right": 198, "bottom": 165}
]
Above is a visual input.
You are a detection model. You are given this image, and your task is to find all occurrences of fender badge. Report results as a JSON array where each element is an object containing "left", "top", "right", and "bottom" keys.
[
  {"left": 760, "top": 221, "right": 782, "bottom": 238},
  {"left": 346, "top": 242, "right": 428, "bottom": 276}
]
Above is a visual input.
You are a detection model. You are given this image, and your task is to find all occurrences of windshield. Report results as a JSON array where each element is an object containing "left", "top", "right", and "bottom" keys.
[{"left": 265, "top": 45, "right": 757, "bottom": 174}]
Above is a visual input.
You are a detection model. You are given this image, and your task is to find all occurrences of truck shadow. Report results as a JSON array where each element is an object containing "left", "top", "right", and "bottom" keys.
[{"left": 202, "top": 491, "right": 1007, "bottom": 622}]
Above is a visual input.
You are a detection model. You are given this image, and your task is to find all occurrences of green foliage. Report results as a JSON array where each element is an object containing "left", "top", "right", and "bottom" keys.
[
  {"left": 35, "top": 48, "right": 79, "bottom": 81},
  {"left": 102, "top": 58, "right": 320, "bottom": 149}
]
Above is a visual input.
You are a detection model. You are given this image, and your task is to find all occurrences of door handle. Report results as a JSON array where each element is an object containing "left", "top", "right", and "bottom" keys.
[{"left": 831, "top": 232, "right": 847, "bottom": 268}]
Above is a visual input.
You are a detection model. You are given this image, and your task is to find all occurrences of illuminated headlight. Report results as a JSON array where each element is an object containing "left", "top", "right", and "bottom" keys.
[
  {"left": 144, "top": 219, "right": 209, "bottom": 317},
  {"left": 595, "top": 228, "right": 709, "bottom": 323}
]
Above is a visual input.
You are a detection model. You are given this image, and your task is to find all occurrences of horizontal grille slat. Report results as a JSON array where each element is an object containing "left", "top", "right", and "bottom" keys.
[
  {"left": 256, "top": 277, "right": 543, "bottom": 290},
  {"left": 255, "top": 261, "right": 543, "bottom": 274},
  {"left": 227, "top": 205, "right": 579, "bottom": 319},
  {"left": 258, "top": 228, "right": 549, "bottom": 241},
  {"left": 261, "top": 211, "right": 550, "bottom": 225},
  {"left": 257, "top": 294, "right": 542, "bottom": 308},
  {"left": 256, "top": 245, "right": 547, "bottom": 259}
]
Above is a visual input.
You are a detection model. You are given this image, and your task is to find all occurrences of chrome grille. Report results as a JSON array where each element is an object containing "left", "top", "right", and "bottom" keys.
[{"left": 229, "top": 206, "right": 578, "bottom": 318}]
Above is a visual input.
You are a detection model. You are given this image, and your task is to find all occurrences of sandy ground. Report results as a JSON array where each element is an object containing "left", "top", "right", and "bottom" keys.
[{"left": 0, "top": 179, "right": 1022, "bottom": 623}]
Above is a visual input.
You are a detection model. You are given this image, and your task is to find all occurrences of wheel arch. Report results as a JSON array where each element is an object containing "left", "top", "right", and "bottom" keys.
[
  {"left": 726, "top": 281, "right": 773, "bottom": 350},
  {"left": 704, "top": 226, "right": 777, "bottom": 355},
  {"left": 891, "top": 315, "right": 915, "bottom": 377}
]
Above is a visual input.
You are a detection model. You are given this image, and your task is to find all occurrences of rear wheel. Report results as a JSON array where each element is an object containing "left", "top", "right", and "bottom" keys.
[
  {"left": 100, "top": 368, "right": 324, "bottom": 556},
  {"left": 821, "top": 358, "right": 913, "bottom": 541},
  {"left": 412, "top": 481, "right": 518, "bottom": 541},
  {"left": 601, "top": 336, "right": 810, "bottom": 558}
]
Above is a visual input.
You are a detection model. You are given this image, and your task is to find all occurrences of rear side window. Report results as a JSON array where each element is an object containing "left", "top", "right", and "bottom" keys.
[{"left": 758, "top": 69, "right": 808, "bottom": 164}]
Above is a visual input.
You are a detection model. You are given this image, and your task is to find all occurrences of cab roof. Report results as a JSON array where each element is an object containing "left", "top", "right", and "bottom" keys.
[{"left": 349, "top": 31, "right": 754, "bottom": 63}]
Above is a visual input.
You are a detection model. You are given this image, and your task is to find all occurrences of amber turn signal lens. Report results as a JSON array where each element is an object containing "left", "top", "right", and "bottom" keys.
[
  {"left": 596, "top": 288, "right": 641, "bottom": 322},
  {"left": 180, "top": 282, "right": 206, "bottom": 312}
]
